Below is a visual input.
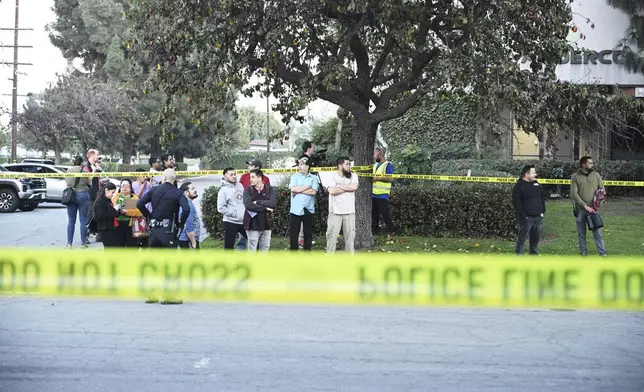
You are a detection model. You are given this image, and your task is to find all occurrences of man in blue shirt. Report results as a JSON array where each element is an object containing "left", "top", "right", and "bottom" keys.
[
  {"left": 178, "top": 182, "right": 201, "bottom": 249},
  {"left": 289, "top": 157, "right": 319, "bottom": 251}
]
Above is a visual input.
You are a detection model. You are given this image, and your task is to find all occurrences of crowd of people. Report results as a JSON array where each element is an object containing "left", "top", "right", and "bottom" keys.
[
  {"left": 64, "top": 144, "right": 607, "bottom": 259},
  {"left": 63, "top": 142, "right": 397, "bottom": 254},
  {"left": 64, "top": 150, "right": 199, "bottom": 250}
]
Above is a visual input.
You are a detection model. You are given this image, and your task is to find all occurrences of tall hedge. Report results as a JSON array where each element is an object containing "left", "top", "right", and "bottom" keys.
[
  {"left": 205, "top": 151, "right": 295, "bottom": 171},
  {"left": 432, "top": 159, "right": 644, "bottom": 196},
  {"left": 201, "top": 183, "right": 516, "bottom": 241}
]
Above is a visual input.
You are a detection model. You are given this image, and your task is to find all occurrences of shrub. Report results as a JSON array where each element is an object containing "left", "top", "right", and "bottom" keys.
[
  {"left": 201, "top": 183, "right": 516, "bottom": 241},
  {"left": 205, "top": 151, "right": 294, "bottom": 171},
  {"left": 432, "top": 159, "right": 644, "bottom": 197},
  {"left": 116, "top": 163, "right": 188, "bottom": 172}
]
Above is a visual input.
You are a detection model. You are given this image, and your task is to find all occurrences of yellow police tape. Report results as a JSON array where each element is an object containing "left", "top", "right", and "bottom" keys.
[
  {"left": 1, "top": 250, "right": 642, "bottom": 310},
  {"left": 1, "top": 166, "right": 642, "bottom": 186},
  {"left": 0, "top": 165, "right": 372, "bottom": 179},
  {"left": 358, "top": 173, "right": 644, "bottom": 187}
]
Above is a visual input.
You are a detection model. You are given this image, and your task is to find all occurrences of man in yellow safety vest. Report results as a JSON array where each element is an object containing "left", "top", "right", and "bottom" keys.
[{"left": 372, "top": 147, "right": 394, "bottom": 236}]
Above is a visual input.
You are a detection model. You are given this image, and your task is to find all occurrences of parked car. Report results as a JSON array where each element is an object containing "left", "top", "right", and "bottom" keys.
[
  {"left": 22, "top": 158, "right": 56, "bottom": 165},
  {"left": 0, "top": 165, "right": 47, "bottom": 212},
  {"left": 3, "top": 163, "right": 120, "bottom": 203}
]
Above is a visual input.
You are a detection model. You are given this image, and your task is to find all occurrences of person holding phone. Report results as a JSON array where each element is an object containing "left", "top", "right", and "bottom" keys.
[{"left": 93, "top": 182, "right": 129, "bottom": 248}]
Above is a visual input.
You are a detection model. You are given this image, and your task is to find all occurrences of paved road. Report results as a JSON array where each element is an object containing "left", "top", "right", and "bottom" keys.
[
  {"left": 0, "top": 298, "right": 642, "bottom": 392},
  {"left": 1, "top": 174, "right": 643, "bottom": 391},
  {"left": 0, "top": 174, "right": 285, "bottom": 248}
]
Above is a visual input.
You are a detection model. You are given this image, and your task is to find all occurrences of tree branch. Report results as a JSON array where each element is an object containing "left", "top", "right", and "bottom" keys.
[
  {"left": 372, "top": 84, "right": 434, "bottom": 123},
  {"left": 373, "top": 71, "right": 398, "bottom": 86},
  {"left": 317, "top": 87, "right": 373, "bottom": 121},
  {"left": 244, "top": 8, "right": 266, "bottom": 57},
  {"left": 378, "top": 47, "right": 440, "bottom": 107},
  {"left": 371, "top": 33, "right": 395, "bottom": 81}
]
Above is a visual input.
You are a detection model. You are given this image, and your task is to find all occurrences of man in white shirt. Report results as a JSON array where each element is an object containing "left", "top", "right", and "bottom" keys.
[{"left": 325, "top": 157, "right": 359, "bottom": 253}]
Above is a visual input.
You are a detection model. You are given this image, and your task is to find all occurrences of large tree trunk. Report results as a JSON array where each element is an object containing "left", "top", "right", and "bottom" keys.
[
  {"left": 353, "top": 119, "right": 379, "bottom": 249},
  {"left": 54, "top": 149, "right": 61, "bottom": 165},
  {"left": 121, "top": 148, "right": 131, "bottom": 165}
]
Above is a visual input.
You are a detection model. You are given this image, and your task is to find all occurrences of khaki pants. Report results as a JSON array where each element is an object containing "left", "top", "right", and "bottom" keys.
[{"left": 326, "top": 213, "right": 356, "bottom": 253}]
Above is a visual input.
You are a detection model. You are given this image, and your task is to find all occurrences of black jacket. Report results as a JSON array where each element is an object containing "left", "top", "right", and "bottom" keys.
[
  {"left": 93, "top": 194, "right": 121, "bottom": 232},
  {"left": 512, "top": 179, "right": 546, "bottom": 220},
  {"left": 243, "top": 184, "right": 277, "bottom": 231},
  {"left": 137, "top": 183, "right": 190, "bottom": 224}
]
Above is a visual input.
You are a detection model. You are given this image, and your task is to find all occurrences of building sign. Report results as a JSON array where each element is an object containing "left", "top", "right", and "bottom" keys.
[
  {"left": 561, "top": 49, "right": 626, "bottom": 65},
  {"left": 521, "top": 50, "right": 629, "bottom": 66}
]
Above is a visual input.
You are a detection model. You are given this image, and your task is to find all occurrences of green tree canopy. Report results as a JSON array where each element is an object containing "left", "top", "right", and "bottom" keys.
[
  {"left": 17, "top": 74, "right": 143, "bottom": 162},
  {"left": 47, "top": 0, "right": 238, "bottom": 160},
  {"left": 236, "top": 106, "right": 284, "bottom": 145},
  {"left": 128, "top": 0, "right": 573, "bottom": 247}
]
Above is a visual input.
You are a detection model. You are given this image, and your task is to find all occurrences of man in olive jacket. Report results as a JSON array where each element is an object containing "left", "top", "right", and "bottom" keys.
[{"left": 571, "top": 156, "right": 606, "bottom": 256}]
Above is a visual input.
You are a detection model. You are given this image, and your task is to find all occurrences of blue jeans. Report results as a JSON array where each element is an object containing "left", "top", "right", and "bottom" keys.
[
  {"left": 66, "top": 191, "right": 90, "bottom": 246},
  {"left": 575, "top": 208, "right": 606, "bottom": 255},
  {"left": 236, "top": 233, "right": 247, "bottom": 250}
]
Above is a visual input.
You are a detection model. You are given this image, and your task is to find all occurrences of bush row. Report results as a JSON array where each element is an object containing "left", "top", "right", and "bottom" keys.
[
  {"left": 116, "top": 163, "right": 188, "bottom": 172},
  {"left": 201, "top": 183, "right": 516, "bottom": 241},
  {"left": 431, "top": 159, "right": 644, "bottom": 196},
  {"left": 204, "top": 151, "right": 295, "bottom": 171}
]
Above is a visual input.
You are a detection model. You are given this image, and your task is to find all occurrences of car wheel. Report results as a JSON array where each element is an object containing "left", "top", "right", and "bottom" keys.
[
  {"left": 0, "top": 188, "right": 19, "bottom": 213},
  {"left": 18, "top": 202, "right": 39, "bottom": 212}
]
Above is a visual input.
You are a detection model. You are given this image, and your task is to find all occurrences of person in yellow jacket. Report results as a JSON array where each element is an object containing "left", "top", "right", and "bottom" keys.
[
  {"left": 111, "top": 178, "right": 143, "bottom": 247},
  {"left": 372, "top": 147, "right": 394, "bottom": 237}
]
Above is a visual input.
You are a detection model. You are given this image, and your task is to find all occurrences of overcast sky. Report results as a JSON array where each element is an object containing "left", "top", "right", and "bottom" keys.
[{"left": 0, "top": 0, "right": 336, "bottom": 131}]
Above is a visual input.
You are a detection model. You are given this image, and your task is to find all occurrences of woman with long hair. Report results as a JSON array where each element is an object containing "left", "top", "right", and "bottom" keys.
[
  {"left": 93, "top": 182, "right": 129, "bottom": 248},
  {"left": 65, "top": 156, "right": 90, "bottom": 249},
  {"left": 111, "top": 179, "right": 143, "bottom": 247}
]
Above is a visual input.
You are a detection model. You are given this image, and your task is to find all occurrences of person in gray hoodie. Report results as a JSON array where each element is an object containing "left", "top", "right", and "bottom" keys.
[{"left": 217, "top": 167, "right": 248, "bottom": 249}]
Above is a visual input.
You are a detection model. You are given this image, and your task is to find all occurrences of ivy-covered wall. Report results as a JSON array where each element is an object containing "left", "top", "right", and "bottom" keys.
[{"left": 380, "top": 95, "right": 483, "bottom": 154}]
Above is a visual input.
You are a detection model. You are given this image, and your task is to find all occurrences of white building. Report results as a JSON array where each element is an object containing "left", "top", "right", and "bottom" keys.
[{"left": 511, "top": 0, "right": 644, "bottom": 161}]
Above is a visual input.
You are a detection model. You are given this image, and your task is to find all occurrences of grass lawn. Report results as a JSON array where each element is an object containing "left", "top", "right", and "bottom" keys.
[{"left": 201, "top": 198, "right": 644, "bottom": 256}]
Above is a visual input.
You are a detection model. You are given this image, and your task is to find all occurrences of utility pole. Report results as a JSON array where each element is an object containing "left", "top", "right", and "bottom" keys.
[
  {"left": 265, "top": 95, "right": 270, "bottom": 167},
  {"left": 0, "top": 0, "right": 33, "bottom": 163}
]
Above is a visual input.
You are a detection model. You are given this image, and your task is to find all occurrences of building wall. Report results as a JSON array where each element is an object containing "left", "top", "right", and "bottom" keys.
[
  {"left": 510, "top": 0, "right": 644, "bottom": 161},
  {"left": 555, "top": 0, "right": 644, "bottom": 86},
  {"left": 511, "top": 123, "right": 539, "bottom": 160}
]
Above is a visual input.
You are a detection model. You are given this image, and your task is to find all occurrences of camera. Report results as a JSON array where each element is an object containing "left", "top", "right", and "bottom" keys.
[{"left": 310, "top": 148, "right": 327, "bottom": 167}]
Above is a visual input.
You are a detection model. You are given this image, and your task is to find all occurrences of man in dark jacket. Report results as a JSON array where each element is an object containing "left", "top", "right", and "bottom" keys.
[
  {"left": 84, "top": 149, "right": 102, "bottom": 242},
  {"left": 243, "top": 169, "right": 277, "bottom": 252},
  {"left": 512, "top": 164, "right": 546, "bottom": 255}
]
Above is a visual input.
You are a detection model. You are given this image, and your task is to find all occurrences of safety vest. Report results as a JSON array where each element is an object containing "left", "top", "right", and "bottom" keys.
[{"left": 372, "top": 161, "right": 392, "bottom": 195}]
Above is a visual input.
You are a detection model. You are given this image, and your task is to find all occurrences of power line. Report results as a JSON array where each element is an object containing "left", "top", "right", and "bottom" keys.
[{"left": 1, "top": 0, "right": 33, "bottom": 162}]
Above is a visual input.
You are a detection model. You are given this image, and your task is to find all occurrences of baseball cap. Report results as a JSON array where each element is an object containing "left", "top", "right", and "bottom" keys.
[
  {"left": 298, "top": 156, "right": 311, "bottom": 166},
  {"left": 245, "top": 159, "right": 263, "bottom": 168}
]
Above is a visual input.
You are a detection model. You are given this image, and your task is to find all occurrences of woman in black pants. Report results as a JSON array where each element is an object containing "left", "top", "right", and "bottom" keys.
[{"left": 93, "top": 182, "right": 129, "bottom": 248}]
